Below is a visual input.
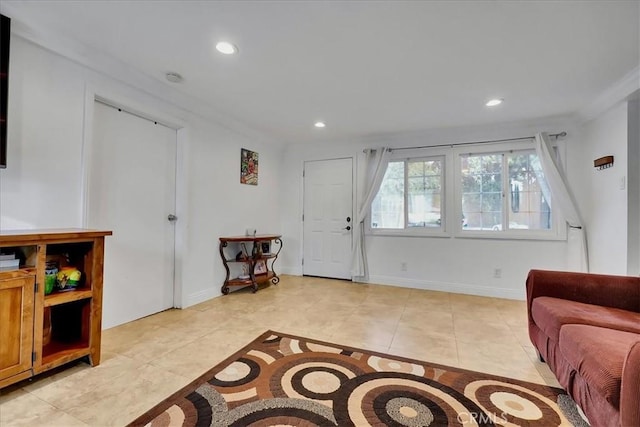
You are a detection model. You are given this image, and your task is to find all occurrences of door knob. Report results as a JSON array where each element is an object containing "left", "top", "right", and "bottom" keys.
[
  {"left": 168, "top": 214, "right": 178, "bottom": 222},
  {"left": 346, "top": 216, "right": 351, "bottom": 222},
  {"left": 344, "top": 226, "right": 351, "bottom": 231}
]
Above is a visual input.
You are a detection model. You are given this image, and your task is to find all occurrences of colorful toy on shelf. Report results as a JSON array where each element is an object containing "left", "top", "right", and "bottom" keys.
[
  {"left": 44, "top": 261, "right": 58, "bottom": 295},
  {"left": 56, "top": 266, "right": 81, "bottom": 291}
]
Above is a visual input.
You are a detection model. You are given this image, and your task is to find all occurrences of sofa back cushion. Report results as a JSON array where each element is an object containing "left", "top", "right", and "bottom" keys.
[
  {"left": 527, "top": 270, "right": 640, "bottom": 314},
  {"left": 531, "top": 297, "right": 640, "bottom": 342}
]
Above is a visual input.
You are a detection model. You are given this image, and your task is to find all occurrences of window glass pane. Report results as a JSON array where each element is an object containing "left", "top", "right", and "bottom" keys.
[
  {"left": 483, "top": 155, "right": 502, "bottom": 173},
  {"left": 407, "top": 161, "right": 424, "bottom": 177},
  {"left": 481, "top": 174, "right": 501, "bottom": 192},
  {"left": 407, "top": 159, "right": 442, "bottom": 228},
  {"left": 508, "top": 153, "right": 552, "bottom": 230},
  {"left": 461, "top": 154, "right": 503, "bottom": 231},
  {"left": 371, "top": 161, "right": 404, "bottom": 229},
  {"left": 462, "top": 175, "right": 481, "bottom": 193}
]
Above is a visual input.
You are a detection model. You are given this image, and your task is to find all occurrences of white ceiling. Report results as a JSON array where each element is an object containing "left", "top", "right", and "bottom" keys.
[{"left": 2, "top": 1, "right": 639, "bottom": 144}]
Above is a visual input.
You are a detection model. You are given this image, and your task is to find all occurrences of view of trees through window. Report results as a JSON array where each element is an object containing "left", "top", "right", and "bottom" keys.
[
  {"left": 370, "top": 148, "right": 553, "bottom": 235},
  {"left": 408, "top": 159, "right": 442, "bottom": 227},
  {"left": 371, "top": 158, "right": 442, "bottom": 229},
  {"left": 461, "top": 151, "right": 551, "bottom": 231}
]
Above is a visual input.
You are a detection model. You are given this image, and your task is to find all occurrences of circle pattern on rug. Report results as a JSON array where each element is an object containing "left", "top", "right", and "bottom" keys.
[
  {"left": 267, "top": 354, "right": 366, "bottom": 401},
  {"left": 214, "top": 361, "right": 251, "bottom": 382},
  {"left": 465, "top": 379, "right": 567, "bottom": 425},
  {"left": 333, "top": 372, "right": 486, "bottom": 426},
  {"left": 382, "top": 395, "right": 438, "bottom": 426},
  {"left": 224, "top": 397, "right": 338, "bottom": 426},
  {"left": 489, "top": 391, "right": 543, "bottom": 420},
  {"left": 208, "top": 357, "right": 261, "bottom": 387},
  {"left": 300, "top": 369, "right": 342, "bottom": 393},
  {"left": 133, "top": 332, "right": 574, "bottom": 427},
  {"left": 291, "top": 366, "right": 350, "bottom": 400},
  {"left": 367, "top": 355, "right": 426, "bottom": 376}
]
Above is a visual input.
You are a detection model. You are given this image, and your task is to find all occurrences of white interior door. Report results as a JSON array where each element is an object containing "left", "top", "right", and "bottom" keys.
[
  {"left": 88, "top": 101, "right": 176, "bottom": 329},
  {"left": 303, "top": 158, "right": 353, "bottom": 279}
]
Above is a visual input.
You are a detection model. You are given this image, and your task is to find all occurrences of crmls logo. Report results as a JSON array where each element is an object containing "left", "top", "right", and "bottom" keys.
[{"left": 457, "top": 412, "right": 508, "bottom": 424}]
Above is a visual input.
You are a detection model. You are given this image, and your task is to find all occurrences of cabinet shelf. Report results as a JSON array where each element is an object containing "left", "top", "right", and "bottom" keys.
[
  {"left": 44, "top": 289, "right": 93, "bottom": 307},
  {"left": 226, "top": 271, "right": 276, "bottom": 287},
  {"left": 224, "top": 258, "right": 251, "bottom": 264},
  {"left": 227, "top": 277, "right": 254, "bottom": 286},
  {"left": 41, "top": 341, "right": 90, "bottom": 370},
  {"left": 219, "top": 235, "right": 282, "bottom": 294},
  {"left": 255, "top": 271, "right": 276, "bottom": 283},
  {"left": 0, "top": 229, "right": 111, "bottom": 389},
  {"left": 224, "top": 253, "right": 277, "bottom": 263}
]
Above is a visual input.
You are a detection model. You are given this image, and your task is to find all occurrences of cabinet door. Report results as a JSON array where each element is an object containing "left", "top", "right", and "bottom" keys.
[{"left": 0, "top": 275, "right": 35, "bottom": 381}]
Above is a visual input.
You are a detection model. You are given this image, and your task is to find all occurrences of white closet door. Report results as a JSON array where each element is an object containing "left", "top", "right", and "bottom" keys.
[{"left": 89, "top": 101, "right": 176, "bottom": 329}]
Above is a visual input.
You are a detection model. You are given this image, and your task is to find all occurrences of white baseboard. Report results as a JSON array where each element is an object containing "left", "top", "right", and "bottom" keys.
[
  {"left": 368, "top": 275, "right": 525, "bottom": 300},
  {"left": 182, "top": 288, "right": 220, "bottom": 308},
  {"left": 279, "top": 265, "right": 303, "bottom": 276},
  {"left": 257, "top": 270, "right": 525, "bottom": 300}
]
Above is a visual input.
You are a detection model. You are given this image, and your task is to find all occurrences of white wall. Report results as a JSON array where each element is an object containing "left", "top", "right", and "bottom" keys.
[
  {"left": 627, "top": 98, "right": 639, "bottom": 275},
  {"left": 179, "top": 118, "right": 283, "bottom": 306},
  {"left": 0, "top": 36, "right": 283, "bottom": 309},
  {"left": 574, "top": 103, "right": 629, "bottom": 274},
  {"left": 280, "top": 120, "right": 575, "bottom": 300},
  {"left": 0, "top": 36, "right": 87, "bottom": 228}
]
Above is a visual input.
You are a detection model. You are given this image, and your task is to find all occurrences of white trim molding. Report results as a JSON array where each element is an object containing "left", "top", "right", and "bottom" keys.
[
  {"left": 183, "top": 288, "right": 220, "bottom": 308},
  {"left": 368, "top": 275, "right": 526, "bottom": 300},
  {"left": 576, "top": 66, "right": 640, "bottom": 123}
]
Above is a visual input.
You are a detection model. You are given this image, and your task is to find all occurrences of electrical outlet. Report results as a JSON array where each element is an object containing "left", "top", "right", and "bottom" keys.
[
  {"left": 401, "top": 262, "right": 408, "bottom": 271},
  {"left": 493, "top": 268, "right": 502, "bottom": 278}
]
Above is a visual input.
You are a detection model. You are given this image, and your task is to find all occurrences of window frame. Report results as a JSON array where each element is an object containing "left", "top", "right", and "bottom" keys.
[
  {"left": 366, "top": 141, "right": 567, "bottom": 241},
  {"left": 368, "top": 148, "right": 451, "bottom": 237},
  {"left": 453, "top": 142, "right": 566, "bottom": 241}
]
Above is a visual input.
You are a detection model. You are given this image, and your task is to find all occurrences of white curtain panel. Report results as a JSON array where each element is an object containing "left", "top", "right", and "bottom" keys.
[
  {"left": 351, "top": 147, "right": 391, "bottom": 281},
  {"left": 534, "top": 132, "right": 589, "bottom": 272}
]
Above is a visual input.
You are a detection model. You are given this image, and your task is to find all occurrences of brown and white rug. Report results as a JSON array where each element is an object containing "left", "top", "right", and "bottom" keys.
[{"left": 128, "top": 330, "right": 580, "bottom": 426}]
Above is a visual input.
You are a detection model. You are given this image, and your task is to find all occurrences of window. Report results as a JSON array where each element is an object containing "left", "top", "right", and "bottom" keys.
[
  {"left": 368, "top": 142, "right": 562, "bottom": 240},
  {"left": 371, "top": 157, "right": 444, "bottom": 231},
  {"left": 459, "top": 150, "right": 553, "bottom": 234}
]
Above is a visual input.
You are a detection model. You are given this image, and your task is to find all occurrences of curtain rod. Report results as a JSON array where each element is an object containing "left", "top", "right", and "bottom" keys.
[{"left": 368, "top": 131, "right": 567, "bottom": 153}]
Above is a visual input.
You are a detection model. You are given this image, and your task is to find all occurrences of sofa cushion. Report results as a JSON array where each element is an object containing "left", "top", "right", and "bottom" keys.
[
  {"left": 559, "top": 324, "right": 640, "bottom": 408},
  {"left": 531, "top": 296, "right": 640, "bottom": 342}
]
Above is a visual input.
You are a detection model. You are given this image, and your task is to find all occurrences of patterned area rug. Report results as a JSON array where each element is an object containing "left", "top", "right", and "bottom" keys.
[{"left": 128, "top": 330, "right": 579, "bottom": 426}]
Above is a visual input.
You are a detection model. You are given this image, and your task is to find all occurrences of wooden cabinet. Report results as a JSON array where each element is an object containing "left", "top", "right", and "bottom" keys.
[
  {"left": 219, "top": 235, "right": 282, "bottom": 294},
  {"left": 0, "top": 272, "right": 34, "bottom": 385},
  {"left": 0, "top": 229, "right": 111, "bottom": 388}
]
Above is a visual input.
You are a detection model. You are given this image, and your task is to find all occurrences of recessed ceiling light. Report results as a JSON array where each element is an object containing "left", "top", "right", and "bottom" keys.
[
  {"left": 216, "top": 41, "right": 238, "bottom": 55},
  {"left": 314, "top": 121, "right": 326, "bottom": 128},
  {"left": 485, "top": 98, "right": 503, "bottom": 107},
  {"left": 165, "top": 72, "right": 183, "bottom": 83}
]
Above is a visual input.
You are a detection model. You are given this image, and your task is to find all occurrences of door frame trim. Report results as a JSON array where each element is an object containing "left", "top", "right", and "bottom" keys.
[
  {"left": 80, "top": 84, "right": 187, "bottom": 309},
  {"left": 301, "top": 156, "right": 356, "bottom": 279}
]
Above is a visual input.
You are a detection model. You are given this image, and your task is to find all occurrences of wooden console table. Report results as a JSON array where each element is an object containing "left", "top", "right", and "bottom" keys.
[
  {"left": 219, "top": 234, "right": 282, "bottom": 294},
  {"left": 0, "top": 229, "right": 111, "bottom": 388}
]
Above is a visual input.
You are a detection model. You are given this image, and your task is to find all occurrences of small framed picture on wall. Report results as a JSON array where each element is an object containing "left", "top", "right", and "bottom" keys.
[{"left": 240, "top": 148, "right": 259, "bottom": 185}]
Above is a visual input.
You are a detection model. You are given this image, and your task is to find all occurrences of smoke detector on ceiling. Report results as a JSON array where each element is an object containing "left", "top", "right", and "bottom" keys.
[{"left": 165, "top": 72, "right": 183, "bottom": 83}]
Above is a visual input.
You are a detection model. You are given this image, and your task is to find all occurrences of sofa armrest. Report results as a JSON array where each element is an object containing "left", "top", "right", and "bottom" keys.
[
  {"left": 621, "top": 340, "right": 640, "bottom": 427},
  {"left": 526, "top": 270, "right": 640, "bottom": 323}
]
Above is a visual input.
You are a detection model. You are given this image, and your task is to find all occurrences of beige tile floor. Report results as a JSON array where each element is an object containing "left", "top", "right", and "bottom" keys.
[{"left": 0, "top": 275, "right": 562, "bottom": 426}]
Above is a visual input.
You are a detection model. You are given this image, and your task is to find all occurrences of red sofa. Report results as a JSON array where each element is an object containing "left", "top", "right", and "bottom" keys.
[{"left": 526, "top": 269, "right": 640, "bottom": 427}]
